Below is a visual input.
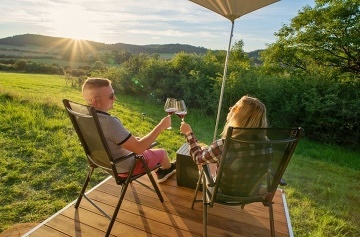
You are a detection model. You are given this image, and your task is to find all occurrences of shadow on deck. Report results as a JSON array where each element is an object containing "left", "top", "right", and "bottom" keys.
[{"left": 23, "top": 173, "right": 292, "bottom": 237}]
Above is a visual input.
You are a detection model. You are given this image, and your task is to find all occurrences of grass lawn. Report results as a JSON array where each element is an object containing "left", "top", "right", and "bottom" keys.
[{"left": 0, "top": 72, "right": 359, "bottom": 236}]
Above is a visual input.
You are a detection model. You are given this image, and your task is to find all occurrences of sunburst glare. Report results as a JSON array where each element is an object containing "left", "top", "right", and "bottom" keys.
[{"left": 45, "top": 4, "right": 103, "bottom": 41}]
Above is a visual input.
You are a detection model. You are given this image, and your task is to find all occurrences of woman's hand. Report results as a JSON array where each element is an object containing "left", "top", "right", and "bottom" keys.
[{"left": 180, "top": 122, "right": 192, "bottom": 135}]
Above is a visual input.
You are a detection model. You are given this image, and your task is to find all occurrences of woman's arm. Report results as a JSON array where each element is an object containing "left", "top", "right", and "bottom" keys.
[{"left": 181, "top": 122, "right": 224, "bottom": 165}]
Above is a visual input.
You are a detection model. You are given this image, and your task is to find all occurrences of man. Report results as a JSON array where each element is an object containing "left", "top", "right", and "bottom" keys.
[{"left": 82, "top": 77, "right": 175, "bottom": 183}]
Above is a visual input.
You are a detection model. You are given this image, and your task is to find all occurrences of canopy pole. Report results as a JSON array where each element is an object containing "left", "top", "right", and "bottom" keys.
[{"left": 213, "top": 20, "right": 235, "bottom": 141}]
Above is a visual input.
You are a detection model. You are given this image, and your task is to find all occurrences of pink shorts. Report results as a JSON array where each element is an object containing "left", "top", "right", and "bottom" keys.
[{"left": 128, "top": 149, "right": 165, "bottom": 176}]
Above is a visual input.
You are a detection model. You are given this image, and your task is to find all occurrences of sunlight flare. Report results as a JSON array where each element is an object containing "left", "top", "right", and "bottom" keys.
[{"left": 45, "top": 4, "right": 102, "bottom": 41}]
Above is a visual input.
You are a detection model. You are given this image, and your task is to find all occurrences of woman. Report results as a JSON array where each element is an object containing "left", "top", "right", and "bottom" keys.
[{"left": 180, "top": 95, "right": 268, "bottom": 166}]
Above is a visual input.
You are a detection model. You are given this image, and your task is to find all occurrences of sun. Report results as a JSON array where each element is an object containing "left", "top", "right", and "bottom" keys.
[
  {"left": 41, "top": 5, "right": 101, "bottom": 62},
  {"left": 46, "top": 5, "right": 101, "bottom": 41}
]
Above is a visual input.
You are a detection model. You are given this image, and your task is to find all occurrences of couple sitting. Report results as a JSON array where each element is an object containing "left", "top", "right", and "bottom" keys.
[{"left": 82, "top": 77, "right": 267, "bottom": 184}]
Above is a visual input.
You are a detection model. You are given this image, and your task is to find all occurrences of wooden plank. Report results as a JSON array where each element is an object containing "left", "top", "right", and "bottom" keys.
[
  {"left": 44, "top": 213, "right": 109, "bottom": 237},
  {"left": 24, "top": 174, "right": 291, "bottom": 237},
  {"left": 100, "top": 176, "right": 288, "bottom": 226},
  {"left": 59, "top": 207, "right": 158, "bottom": 237},
  {"left": 83, "top": 190, "right": 248, "bottom": 236},
  {"left": 89, "top": 178, "right": 288, "bottom": 236},
  {"left": 78, "top": 201, "right": 203, "bottom": 237},
  {"left": 26, "top": 225, "right": 70, "bottom": 237}
]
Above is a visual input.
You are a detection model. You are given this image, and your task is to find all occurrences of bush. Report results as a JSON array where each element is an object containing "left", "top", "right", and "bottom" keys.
[
  {"left": 0, "top": 63, "right": 14, "bottom": 71},
  {"left": 219, "top": 71, "right": 360, "bottom": 147}
]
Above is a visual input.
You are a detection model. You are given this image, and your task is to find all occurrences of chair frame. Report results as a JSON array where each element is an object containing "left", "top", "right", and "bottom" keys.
[
  {"left": 63, "top": 99, "right": 164, "bottom": 237},
  {"left": 191, "top": 127, "right": 303, "bottom": 237}
]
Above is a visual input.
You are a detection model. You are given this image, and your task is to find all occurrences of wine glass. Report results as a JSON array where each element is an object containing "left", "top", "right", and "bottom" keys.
[
  {"left": 175, "top": 100, "right": 187, "bottom": 122},
  {"left": 164, "top": 98, "right": 177, "bottom": 129}
]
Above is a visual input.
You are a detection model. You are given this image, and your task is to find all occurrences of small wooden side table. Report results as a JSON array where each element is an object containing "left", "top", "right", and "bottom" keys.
[{"left": 176, "top": 143, "right": 199, "bottom": 189}]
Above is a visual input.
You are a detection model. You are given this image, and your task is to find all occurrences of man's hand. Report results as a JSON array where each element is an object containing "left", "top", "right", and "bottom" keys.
[{"left": 159, "top": 115, "right": 171, "bottom": 130}]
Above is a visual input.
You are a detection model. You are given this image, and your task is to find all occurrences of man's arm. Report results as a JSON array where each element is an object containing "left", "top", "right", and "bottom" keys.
[{"left": 120, "top": 116, "right": 170, "bottom": 154}]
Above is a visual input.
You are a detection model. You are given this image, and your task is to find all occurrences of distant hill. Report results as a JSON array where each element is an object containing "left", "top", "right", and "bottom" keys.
[
  {"left": 247, "top": 49, "right": 264, "bottom": 65},
  {"left": 0, "top": 34, "right": 263, "bottom": 64},
  {"left": 0, "top": 34, "right": 208, "bottom": 55}
]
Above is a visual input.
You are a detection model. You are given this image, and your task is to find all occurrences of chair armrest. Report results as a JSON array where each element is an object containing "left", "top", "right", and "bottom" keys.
[
  {"left": 268, "top": 167, "right": 287, "bottom": 186},
  {"left": 113, "top": 141, "right": 159, "bottom": 163},
  {"left": 279, "top": 178, "right": 287, "bottom": 186},
  {"left": 149, "top": 141, "right": 159, "bottom": 149},
  {"left": 202, "top": 164, "right": 216, "bottom": 187}
]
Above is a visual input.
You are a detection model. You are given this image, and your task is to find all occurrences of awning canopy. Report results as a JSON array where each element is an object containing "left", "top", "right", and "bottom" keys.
[{"left": 189, "top": 0, "right": 280, "bottom": 22}]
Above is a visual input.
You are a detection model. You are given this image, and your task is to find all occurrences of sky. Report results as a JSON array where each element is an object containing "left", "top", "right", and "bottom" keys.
[{"left": 0, "top": 0, "right": 315, "bottom": 52}]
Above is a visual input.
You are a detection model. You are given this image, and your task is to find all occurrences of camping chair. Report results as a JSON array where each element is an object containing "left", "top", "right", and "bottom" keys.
[
  {"left": 191, "top": 127, "right": 303, "bottom": 237},
  {"left": 62, "top": 99, "right": 164, "bottom": 237}
]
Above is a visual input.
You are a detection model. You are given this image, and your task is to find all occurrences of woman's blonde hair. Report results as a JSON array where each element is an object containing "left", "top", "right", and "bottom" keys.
[{"left": 221, "top": 95, "right": 268, "bottom": 138}]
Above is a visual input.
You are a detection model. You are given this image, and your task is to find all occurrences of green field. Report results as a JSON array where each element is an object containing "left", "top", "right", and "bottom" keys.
[{"left": 0, "top": 72, "right": 359, "bottom": 236}]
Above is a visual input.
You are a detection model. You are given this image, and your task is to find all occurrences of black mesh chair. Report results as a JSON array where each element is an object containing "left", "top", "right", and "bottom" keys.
[
  {"left": 63, "top": 99, "right": 164, "bottom": 237},
  {"left": 191, "top": 127, "right": 303, "bottom": 237}
]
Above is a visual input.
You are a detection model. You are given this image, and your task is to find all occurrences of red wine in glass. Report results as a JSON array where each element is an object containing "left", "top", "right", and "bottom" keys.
[
  {"left": 176, "top": 100, "right": 187, "bottom": 122},
  {"left": 175, "top": 111, "right": 187, "bottom": 120},
  {"left": 165, "top": 108, "right": 176, "bottom": 115},
  {"left": 164, "top": 98, "right": 177, "bottom": 129}
]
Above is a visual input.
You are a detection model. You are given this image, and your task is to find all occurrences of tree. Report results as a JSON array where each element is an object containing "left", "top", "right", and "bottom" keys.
[
  {"left": 14, "top": 59, "right": 27, "bottom": 71},
  {"left": 261, "top": 0, "right": 360, "bottom": 77},
  {"left": 230, "top": 40, "right": 251, "bottom": 68},
  {"left": 92, "top": 61, "right": 106, "bottom": 71}
]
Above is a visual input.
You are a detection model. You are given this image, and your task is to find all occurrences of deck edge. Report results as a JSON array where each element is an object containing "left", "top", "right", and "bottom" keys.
[
  {"left": 281, "top": 189, "right": 294, "bottom": 237},
  {"left": 21, "top": 176, "right": 112, "bottom": 237}
]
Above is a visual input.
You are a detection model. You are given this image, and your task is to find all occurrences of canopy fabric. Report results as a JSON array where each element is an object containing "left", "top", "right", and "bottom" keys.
[{"left": 189, "top": 0, "right": 279, "bottom": 21}]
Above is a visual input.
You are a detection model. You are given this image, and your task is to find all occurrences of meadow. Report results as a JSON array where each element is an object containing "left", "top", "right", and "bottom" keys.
[{"left": 0, "top": 72, "right": 359, "bottom": 236}]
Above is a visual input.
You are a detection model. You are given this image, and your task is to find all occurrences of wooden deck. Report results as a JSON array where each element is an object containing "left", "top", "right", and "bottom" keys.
[{"left": 23, "top": 173, "right": 293, "bottom": 237}]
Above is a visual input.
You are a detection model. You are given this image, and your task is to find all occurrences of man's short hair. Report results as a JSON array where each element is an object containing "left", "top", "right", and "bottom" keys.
[
  {"left": 82, "top": 78, "right": 112, "bottom": 104},
  {"left": 82, "top": 78, "right": 111, "bottom": 93}
]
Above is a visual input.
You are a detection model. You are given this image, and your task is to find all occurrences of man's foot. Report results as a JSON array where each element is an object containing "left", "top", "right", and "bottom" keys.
[{"left": 156, "top": 162, "right": 176, "bottom": 183}]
